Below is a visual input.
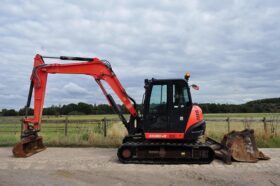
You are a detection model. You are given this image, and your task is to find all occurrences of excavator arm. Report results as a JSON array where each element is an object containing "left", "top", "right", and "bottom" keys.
[
  {"left": 25, "top": 54, "right": 138, "bottom": 130},
  {"left": 13, "top": 54, "right": 138, "bottom": 157}
]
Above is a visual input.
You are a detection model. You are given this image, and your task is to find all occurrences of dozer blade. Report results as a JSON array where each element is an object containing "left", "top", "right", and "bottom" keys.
[
  {"left": 13, "top": 136, "right": 46, "bottom": 157},
  {"left": 221, "top": 129, "right": 270, "bottom": 162},
  {"left": 205, "top": 137, "right": 232, "bottom": 164}
]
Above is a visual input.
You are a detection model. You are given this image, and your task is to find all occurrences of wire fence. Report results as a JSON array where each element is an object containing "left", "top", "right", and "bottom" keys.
[
  {"left": 0, "top": 117, "right": 120, "bottom": 137},
  {"left": 205, "top": 117, "right": 280, "bottom": 137},
  {"left": 0, "top": 116, "right": 279, "bottom": 137}
]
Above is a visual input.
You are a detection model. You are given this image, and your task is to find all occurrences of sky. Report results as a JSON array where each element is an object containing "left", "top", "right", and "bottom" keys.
[{"left": 0, "top": 0, "right": 279, "bottom": 109}]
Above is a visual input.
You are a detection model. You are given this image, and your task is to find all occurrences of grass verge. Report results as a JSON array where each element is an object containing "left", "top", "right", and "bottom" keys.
[{"left": 0, "top": 114, "right": 279, "bottom": 148}]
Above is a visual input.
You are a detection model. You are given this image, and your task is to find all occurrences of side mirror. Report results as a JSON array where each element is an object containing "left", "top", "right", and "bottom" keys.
[{"left": 190, "top": 84, "right": 199, "bottom": 90}]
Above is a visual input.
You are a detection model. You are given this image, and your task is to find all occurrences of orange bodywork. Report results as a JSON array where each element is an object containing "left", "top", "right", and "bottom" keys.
[
  {"left": 145, "top": 105, "right": 204, "bottom": 140},
  {"left": 23, "top": 54, "right": 138, "bottom": 130},
  {"left": 185, "top": 105, "right": 204, "bottom": 132}
]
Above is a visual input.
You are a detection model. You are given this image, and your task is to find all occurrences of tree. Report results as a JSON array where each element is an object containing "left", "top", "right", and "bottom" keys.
[
  {"left": 18, "top": 108, "right": 34, "bottom": 116},
  {"left": 61, "top": 103, "right": 78, "bottom": 115},
  {"left": 43, "top": 105, "right": 61, "bottom": 116},
  {"left": 2, "top": 109, "right": 17, "bottom": 116},
  {"left": 77, "top": 102, "right": 93, "bottom": 115}
]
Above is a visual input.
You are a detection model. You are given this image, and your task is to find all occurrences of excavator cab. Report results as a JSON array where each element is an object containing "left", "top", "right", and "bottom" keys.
[
  {"left": 119, "top": 78, "right": 215, "bottom": 163},
  {"left": 140, "top": 78, "right": 205, "bottom": 141},
  {"left": 143, "top": 79, "right": 190, "bottom": 130}
]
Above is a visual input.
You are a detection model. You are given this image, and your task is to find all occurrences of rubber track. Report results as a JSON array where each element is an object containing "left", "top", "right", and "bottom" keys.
[{"left": 117, "top": 141, "right": 215, "bottom": 164}]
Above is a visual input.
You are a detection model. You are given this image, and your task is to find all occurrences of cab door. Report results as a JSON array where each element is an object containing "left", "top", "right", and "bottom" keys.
[
  {"left": 144, "top": 83, "right": 169, "bottom": 132},
  {"left": 168, "top": 80, "right": 192, "bottom": 132}
]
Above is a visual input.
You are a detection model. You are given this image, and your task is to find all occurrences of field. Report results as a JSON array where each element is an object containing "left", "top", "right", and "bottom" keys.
[
  {"left": 205, "top": 113, "right": 280, "bottom": 147},
  {"left": 0, "top": 113, "right": 279, "bottom": 147}
]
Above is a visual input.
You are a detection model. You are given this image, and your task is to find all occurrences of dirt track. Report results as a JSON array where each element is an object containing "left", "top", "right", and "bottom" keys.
[{"left": 0, "top": 147, "right": 279, "bottom": 186}]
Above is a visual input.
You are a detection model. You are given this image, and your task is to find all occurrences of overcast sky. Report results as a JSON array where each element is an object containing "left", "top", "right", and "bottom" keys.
[{"left": 0, "top": 0, "right": 279, "bottom": 109}]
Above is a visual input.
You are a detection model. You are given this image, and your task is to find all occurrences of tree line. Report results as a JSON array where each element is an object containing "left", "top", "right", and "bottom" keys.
[
  {"left": 1, "top": 98, "right": 279, "bottom": 116},
  {"left": 199, "top": 98, "right": 280, "bottom": 113},
  {"left": 0, "top": 102, "right": 123, "bottom": 116}
]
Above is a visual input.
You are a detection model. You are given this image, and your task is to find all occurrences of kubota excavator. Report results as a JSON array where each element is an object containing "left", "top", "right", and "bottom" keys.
[{"left": 13, "top": 54, "right": 269, "bottom": 164}]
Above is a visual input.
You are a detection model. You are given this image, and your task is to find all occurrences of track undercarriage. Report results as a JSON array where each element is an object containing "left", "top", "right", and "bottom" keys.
[
  {"left": 118, "top": 137, "right": 216, "bottom": 164},
  {"left": 117, "top": 129, "right": 270, "bottom": 164}
]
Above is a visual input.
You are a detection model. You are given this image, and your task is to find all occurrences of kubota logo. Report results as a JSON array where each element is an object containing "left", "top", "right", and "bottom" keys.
[{"left": 148, "top": 134, "right": 167, "bottom": 138}]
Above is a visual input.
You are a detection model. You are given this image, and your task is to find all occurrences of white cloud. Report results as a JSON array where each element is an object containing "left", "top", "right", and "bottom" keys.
[
  {"left": 63, "top": 82, "right": 88, "bottom": 95},
  {"left": 0, "top": 83, "right": 6, "bottom": 89},
  {"left": 0, "top": 0, "right": 280, "bottom": 109}
]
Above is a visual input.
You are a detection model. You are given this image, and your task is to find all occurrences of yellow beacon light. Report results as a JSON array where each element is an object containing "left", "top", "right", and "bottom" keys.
[{"left": 185, "top": 72, "right": 190, "bottom": 80}]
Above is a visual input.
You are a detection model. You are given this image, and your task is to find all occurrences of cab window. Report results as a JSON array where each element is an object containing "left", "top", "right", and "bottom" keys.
[
  {"left": 149, "top": 84, "right": 167, "bottom": 113},
  {"left": 173, "top": 82, "right": 190, "bottom": 107}
]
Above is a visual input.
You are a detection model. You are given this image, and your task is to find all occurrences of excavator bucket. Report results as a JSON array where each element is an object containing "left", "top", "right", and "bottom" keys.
[
  {"left": 221, "top": 129, "right": 270, "bottom": 162},
  {"left": 13, "top": 136, "right": 46, "bottom": 157}
]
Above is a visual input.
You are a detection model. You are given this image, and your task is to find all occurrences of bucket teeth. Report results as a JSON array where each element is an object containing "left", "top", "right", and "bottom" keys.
[{"left": 13, "top": 136, "right": 46, "bottom": 157}]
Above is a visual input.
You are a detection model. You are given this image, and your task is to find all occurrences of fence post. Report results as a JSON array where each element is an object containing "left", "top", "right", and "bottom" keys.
[
  {"left": 64, "top": 116, "right": 68, "bottom": 136},
  {"left": 103, "top": 117, "right": 107, "bottom": 137},
  {"left": 263, "top": 117, "right": 267, "bottom": 135},
  {"left": 226, "top": 117, "right": 230, "bottom": 133},
  {"left": 14, "top": 122, "right": 17, "bottom": 134},
  {"left": 20, "top": 119, "right": 23, "bottom": 139}
]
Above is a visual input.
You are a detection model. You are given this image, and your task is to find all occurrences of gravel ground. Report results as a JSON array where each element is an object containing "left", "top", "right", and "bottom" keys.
[{"left": 0, "top": 147, "right": 279, "bottom": 186}]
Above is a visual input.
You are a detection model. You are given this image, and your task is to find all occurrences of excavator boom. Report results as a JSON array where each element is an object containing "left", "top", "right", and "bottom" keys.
[{"left": 13, "top": 54, "right": 138, "bottom": 157}]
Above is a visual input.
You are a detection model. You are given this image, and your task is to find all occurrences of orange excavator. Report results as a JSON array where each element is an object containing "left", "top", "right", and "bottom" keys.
[{"left": 13, "top": 54, "right": 269, "bottom": 164}]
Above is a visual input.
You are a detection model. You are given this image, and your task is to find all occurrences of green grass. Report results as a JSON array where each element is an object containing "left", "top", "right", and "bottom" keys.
[
  {"left": 42, "top": 114, "right": 122, "bottom": 120},
  {"left": 0, "top": 115, "right": 128, "bottom": 147},
  {"left": 204, "top": 113, "right": 280, "bottom": 119},
  {"left": 41, "top": 122, "right": 127, "bottom": 147},
  {"left": 0, "top": 113, "right": 279, "bottom": 148},
  {"left": 205, "top": 114, "right": 280, "bottom": 148},
  {"left": 0, "top": 134, "right": 20, "bottom": 146}
]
